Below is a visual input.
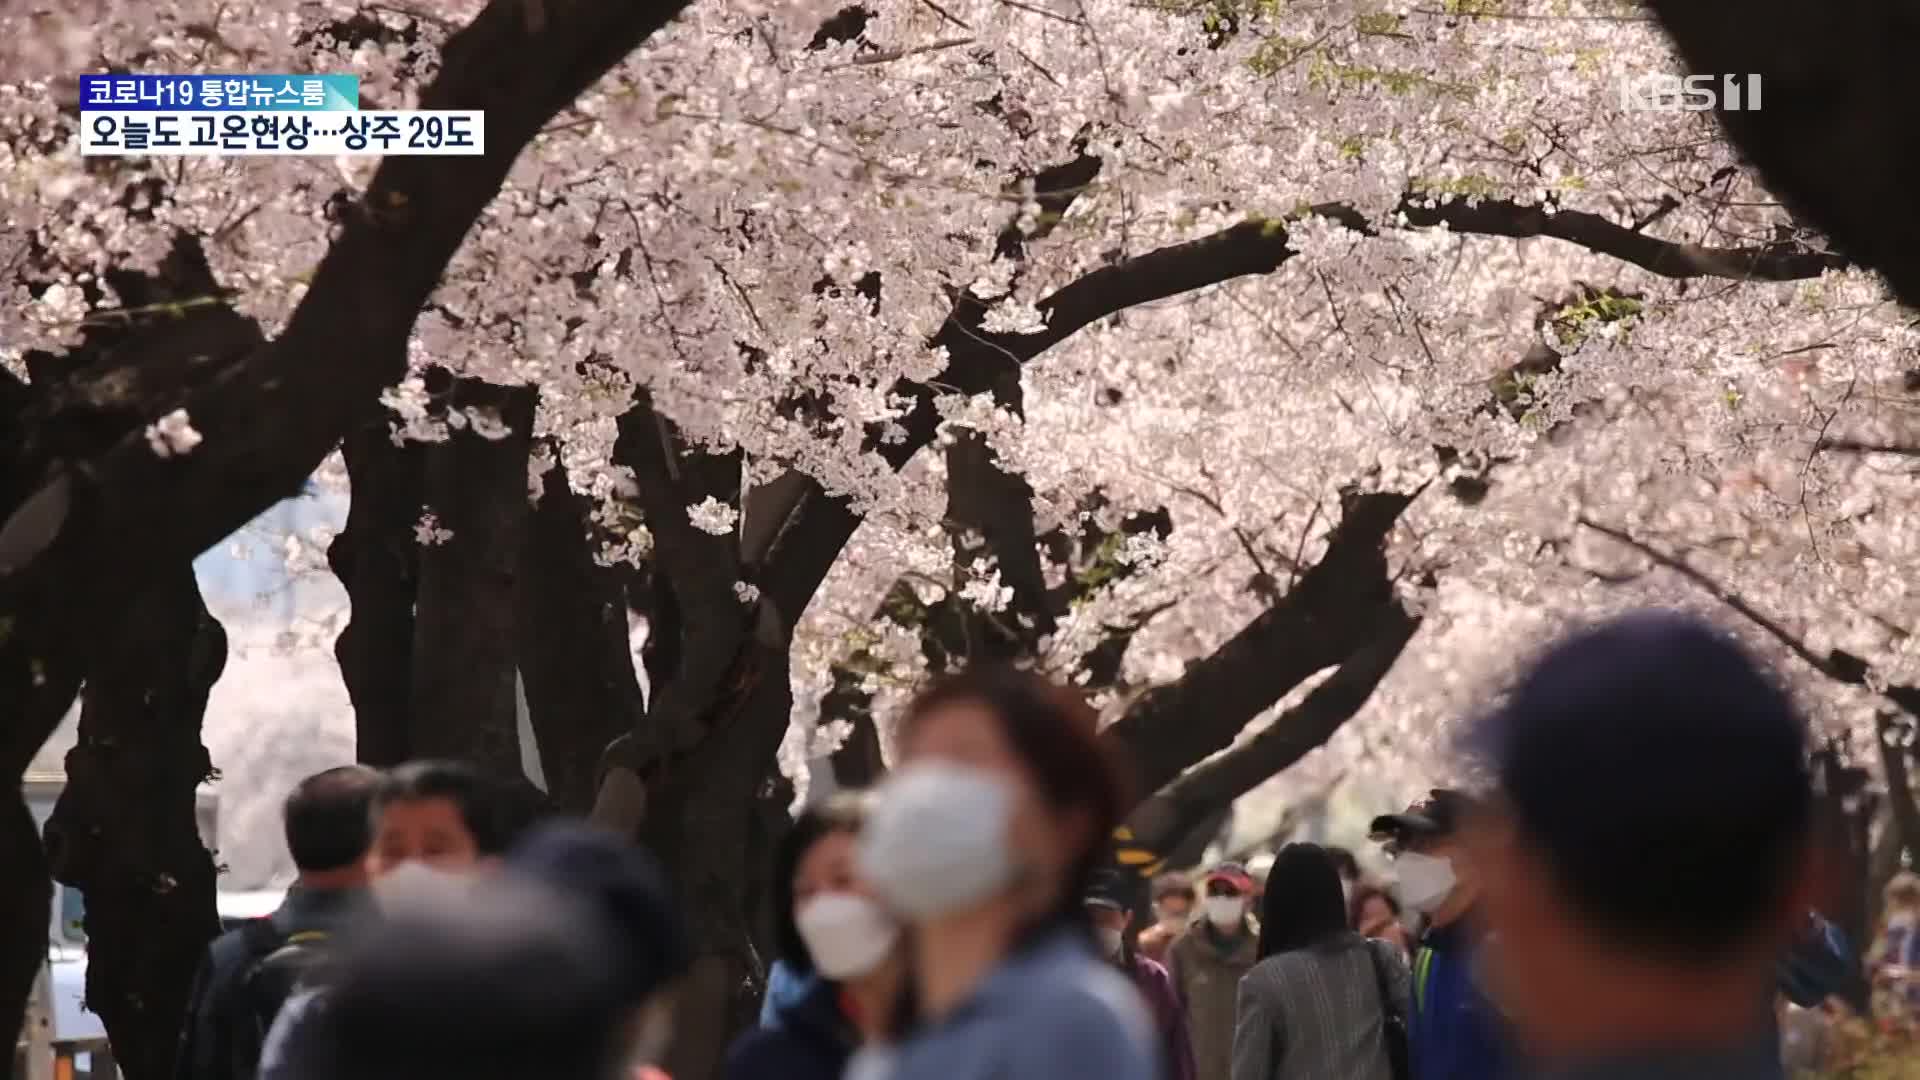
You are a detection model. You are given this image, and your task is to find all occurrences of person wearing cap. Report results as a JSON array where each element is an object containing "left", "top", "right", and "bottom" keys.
[
  {"left": 1463, "top": 610, "right": 1824, "bottom": 1080},
  {"left": 1370, "top": 789, "right": 1508, "bottom": 1080},
  {"left": 1139, "top": 873, "right": 1197, "bottom": 966},
  {"left": 1085, "top": 870, "right": 1196, "bottom": 1080},
  {"left": 1168, "top": 862, "right": 1260, "bottom": 1080}
]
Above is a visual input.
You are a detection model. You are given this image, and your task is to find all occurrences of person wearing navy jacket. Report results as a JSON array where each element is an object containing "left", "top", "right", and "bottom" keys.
[
  {"left": 726, "top": 793, "right": 905, "bottom": 1080},
  {"left": 1371, "top": 790, "right": 1511, "bottom": 1080}
]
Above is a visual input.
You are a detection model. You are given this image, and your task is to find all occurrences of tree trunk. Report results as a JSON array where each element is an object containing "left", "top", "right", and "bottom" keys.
[
  {"left": 0, "top": 794, "right": 52, "bottom": 1080},
  {"left": 42, "top": 565, "right": 225, "bottom": 1080},
  {"left": 515, "top": 462, "right": 641, "bottom": 813},
  {"left": 408, "top": 381, "right": 534, "bottom": 776},
  {"left": 329, "top": 415, "right": 426, "bottom": 768},
  {"left": 644, "top": 627, "right": 794, "bottom": 1080}
]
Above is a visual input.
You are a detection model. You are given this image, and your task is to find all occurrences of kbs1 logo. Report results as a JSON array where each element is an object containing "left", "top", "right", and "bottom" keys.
[{"left": 1620, "top": 73, "right": 1762, "bottom": 113}]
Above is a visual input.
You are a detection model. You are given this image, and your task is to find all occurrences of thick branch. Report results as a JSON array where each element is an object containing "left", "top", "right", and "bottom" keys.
[
  {"left": 1105, "top": 488, "right": 1419, "bottom": 798},
  {"left": 1, "top": 0, "right": 698, "bottom": 651},
  {"left": 1125, "top": 602, "right": 1420, "bottom": 853}
]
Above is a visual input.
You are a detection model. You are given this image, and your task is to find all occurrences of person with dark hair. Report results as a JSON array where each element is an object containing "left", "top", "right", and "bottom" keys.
[
  {"left": 726, "top": 792, "right": 904, "bottom": 1080},
  {"left": 1350, "top": 885, "right": 1413, "bottom": 958},
  {"left": 1168, "top": 861, "right": 1260, "bottom": 1080},
  {"left": 1138, "top": 873, "right": 1197, "bottom": 965},
  {"left": 1370, "top": 788, "right": 1507, "bottom": 1080},
  {"left": 257, "top": 760, "right": 534, "bottom": 1080},
  {"left": 1085, "top": 869, "right": 1195, "bottom": 1080},
  {"left": 850, "top": 665, "right": 1157, "bottom": 1080},
  {"left": 296, "top": 823, "right": 690, "bottom": 1080},
  {"left": 175, "top": 764, "right": 381, "bottom": 1080},
  {"left": 1326, "top": 847, "right": 1364, "bottom": 903},
  {"left": 1463, "top": 610, "right": 1820, "bottom": 1079},
  {"left": 1232, "top": 844, "right": 1410, "bottom": 1080}
]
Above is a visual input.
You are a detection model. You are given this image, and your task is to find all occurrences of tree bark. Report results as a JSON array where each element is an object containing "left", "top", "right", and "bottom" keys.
[
  {"left": 1104, "top": 489, "right": 1417, "bottom": 797},
  {"left": 1125, "top": 602, "right": 1419, "bottom": 852},
  {"left": 0, "top": 794, "right": 52, "bottom": 1080},
  {"left": 328, "top": 415, "right": 426, "bottom": 767},
  {"left": 43, "top": 565, "right": 225, "bottom": 1080},
  {"left": 408, "top": 381, "right": 535, "bottom": 777},
  {"left": 515, "top": 460, "right": 641, "bottom": 813}
]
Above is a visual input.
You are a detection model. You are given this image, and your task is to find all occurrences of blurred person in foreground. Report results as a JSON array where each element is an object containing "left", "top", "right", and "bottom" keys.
[
  {"left": 175, "top": 765, "right": 380, "bottom": 1080},
  {"left": 307, "top": 822, "right": 687, "bottom": 1080},
  {"left": 1169, "top": 861, "right": 1260, "bottom": 1080},
  {"left": 1086, "top": 869, "right": 1195, "bottom": 1080},
  {"left": 257, "top": 760, "right": 534, "bottom": 1080},
  {"left": 1138, "top": 872, "right": 1197, "bottom": 965},
  {"left": 1463, "top": 610, "right": 1821, "bottom": 1080},
  {"left": 726, "top": 793, "right": 905, "bottom": 1080},
  {"left": 1350, "top": 884, "right": 1414, "bottom": 958},
  {"left": 1232, "top": 843, "right": 1410, "bottom": 1080},
  {"left": 1371, "top": 789, "right": 1508, "bottom": 1080},
  {"left": 848, "top": 665, "right": 1158, "bottom": 1080}
]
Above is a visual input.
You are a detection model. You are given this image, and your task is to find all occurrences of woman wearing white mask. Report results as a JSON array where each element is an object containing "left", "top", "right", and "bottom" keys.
[
  {"left": 850, "top": 666, "right": 1159, "bottom": 1080},
  {"left": 726, "top": 793, "right": 905, "bottom": 1080}
]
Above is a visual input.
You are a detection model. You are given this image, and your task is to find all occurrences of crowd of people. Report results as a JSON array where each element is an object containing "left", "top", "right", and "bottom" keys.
[{"left": 169, "top": 610, "right": 1920, "bottom": 1080}]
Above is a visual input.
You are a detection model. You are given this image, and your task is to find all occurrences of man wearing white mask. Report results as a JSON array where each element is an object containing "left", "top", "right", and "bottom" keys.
[
  {"left": 1370, "top": 789, "right": 1509, "bottom": 1080},
  {"left": 1085, "top": 870, "right": 1194, "bottom": 1080},
  {"left": 1167, "top": 862, "right": 1259, "bottom": 1080}
]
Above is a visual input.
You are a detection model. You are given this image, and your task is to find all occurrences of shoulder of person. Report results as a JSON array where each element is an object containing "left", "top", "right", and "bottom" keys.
[{"left": 1003, "top": 974, "right": 1158, "bottom": 1079}]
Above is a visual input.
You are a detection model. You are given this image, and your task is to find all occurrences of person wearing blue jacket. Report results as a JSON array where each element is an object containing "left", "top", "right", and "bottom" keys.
[{"left": 1371, "top": 789, "right": 1510, "bottom": 1080}]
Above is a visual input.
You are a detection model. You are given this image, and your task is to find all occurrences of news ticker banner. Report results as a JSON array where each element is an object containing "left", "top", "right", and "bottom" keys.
[{"left": 78, "top": 74, "right": 484, "bottom": 156}]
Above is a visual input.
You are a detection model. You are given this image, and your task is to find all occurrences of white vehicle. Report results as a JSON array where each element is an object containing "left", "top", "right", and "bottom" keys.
[{"left": 16, "top": 771, "right": 267, "bottom": 1080}]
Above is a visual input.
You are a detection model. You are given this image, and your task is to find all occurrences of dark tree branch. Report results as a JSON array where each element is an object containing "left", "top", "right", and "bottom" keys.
[
  {"left": 1105, "top": 487, "right": 1421, "bottom": 798},
  {"left": 1813, "top": 437, "right": 1920, "bottom": 458},
  {"left": 1, "top": 0, "right": 700, "bottom": 703},
  {"left": 1125, "top": 601, "right": 1420, "bottom": 853}
]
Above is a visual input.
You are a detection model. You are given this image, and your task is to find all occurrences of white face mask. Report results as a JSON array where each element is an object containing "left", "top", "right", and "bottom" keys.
[
  {"left": 858, "top": 761, "right": 1021, "bottom": 922},
  {"left": 796, "top": 893, "right": 899, "bottom": 980},
  {"left": 371, "top": 859, "right": 469, "bottom": 912},
  {"left": 1393, "top": 851, "right": 1457, "bottom": 915},
  {"left": 1095, "top": 927, "right": 1125, "bottom": 959},
  {"left": 1202, "top": 895, "right": 1246, "bottom": 929}
]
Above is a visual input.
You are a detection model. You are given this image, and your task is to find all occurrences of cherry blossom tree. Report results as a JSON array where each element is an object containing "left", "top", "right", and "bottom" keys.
[{"left": 4, "top": 0, "right": 1914, "bottom": 1073}]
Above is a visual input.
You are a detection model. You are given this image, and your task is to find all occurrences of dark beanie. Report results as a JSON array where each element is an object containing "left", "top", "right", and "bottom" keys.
[
  {"left": 1466, "top": 609, "right": 1811, "bottom": 958},
  {"left": 324, "top": 875, "right": 630, "bottom": 1080},
  {"left": 506, "top": 821, "right": 692, "bottom": 1004}
]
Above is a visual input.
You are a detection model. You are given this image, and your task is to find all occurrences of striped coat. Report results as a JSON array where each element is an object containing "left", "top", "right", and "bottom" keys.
[{"left": 1232, "top": 934, "right": 1410, "bottom": 1080}]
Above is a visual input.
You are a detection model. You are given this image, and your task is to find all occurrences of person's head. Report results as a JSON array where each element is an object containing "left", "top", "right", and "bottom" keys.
[
  {"left": 1151, "top": 872, "right": 1196, "bottom": 929},
  {"left": 1370, "top": 789, "right": 1478, "bottom": 927},
  {"left": 857, "top": 665, "right": 1130, "bottom": 932},
  {"left": 1256, "top": 844, "right": 1348, "bottom": 958},
  {"left": 505, "top": 823, "right": 691, "bottom": 1071},
  {"left": 1886, "top": 872, "right": 1920, "bottom": 924},
  {"left": 773, "top": 792, "right": 898, "bottom": 983},
  {"left": 1349, "top": 884, "right": 1403, "bottom": 936},
  {"left": 1199, "top": 862, "right": 1256, "bottom": 934},
  {"left": 1083, "top": 869, "right": 1136, "bottom": 961},
  {"left": 324, "top": 872, "right": 640, "bottom": 1080},
  {"left": 283, "top": 765, "right": 381, "bottom": 887},
  {"left": 367, "top": 760, "right": 520, "bottom": 879},
  {"left": 1463, "top": 610, "right": 1815, "bottom": 1056}
]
